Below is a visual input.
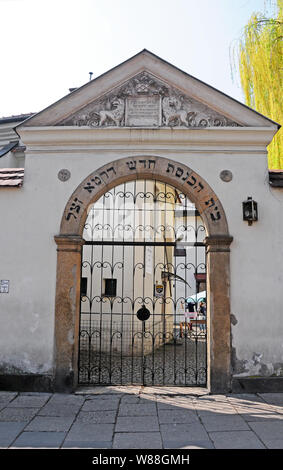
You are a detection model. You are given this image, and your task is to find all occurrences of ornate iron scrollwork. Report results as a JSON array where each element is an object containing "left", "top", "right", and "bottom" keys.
[
  {"left": 136, "top": 306, "right": 151, "bottom": 322},
  {"left": 78, "top": 179, "right": 207, "bottom": 386}
]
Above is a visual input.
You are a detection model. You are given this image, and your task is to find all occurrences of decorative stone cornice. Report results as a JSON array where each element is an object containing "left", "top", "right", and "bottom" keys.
[{"left": 18, "top": 126, "right": 277, "bottom": 153}]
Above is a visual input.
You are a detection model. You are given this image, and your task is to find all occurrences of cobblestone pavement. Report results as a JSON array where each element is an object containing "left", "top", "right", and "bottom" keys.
[
  {"left": 1, "top": 387, "right": 283, "bottom": 449},
  {"left": 79, "top": 334, "right": 207, "bottom": 386}
]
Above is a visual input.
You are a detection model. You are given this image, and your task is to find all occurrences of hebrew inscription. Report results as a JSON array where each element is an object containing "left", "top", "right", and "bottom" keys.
[
  {"left": 64, "top": 158, "right": 224, "bottom": 226},
  {"left": 126, "top": 159, "right": 156, "bottom": 171},
  {"left": 66, "top": 197, "right": 84, "bottom": 221},
  {"left": 166, "top": 163, "right": 204, "bottom": 193}
]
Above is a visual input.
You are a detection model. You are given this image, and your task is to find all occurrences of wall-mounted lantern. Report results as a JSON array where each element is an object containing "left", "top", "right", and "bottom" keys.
[{"left": 242, "top": 196, "right": 258, "bottom": 226}]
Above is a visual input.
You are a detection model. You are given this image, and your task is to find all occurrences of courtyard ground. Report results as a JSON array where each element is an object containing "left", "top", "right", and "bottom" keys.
[{"left": 1, "top": 387, "right": 283, "bottom": 449}]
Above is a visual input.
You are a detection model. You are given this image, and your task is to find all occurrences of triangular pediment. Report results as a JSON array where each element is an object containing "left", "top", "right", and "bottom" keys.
[{"left": 17, "top": 49, "right": 279, "bottom": 129}]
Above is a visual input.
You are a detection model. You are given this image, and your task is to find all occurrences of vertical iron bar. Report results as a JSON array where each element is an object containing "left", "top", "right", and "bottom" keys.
[
  {"left": 120, "top": 181, "right": 126, "bottom": 384},
  {"left": 162, "top": 182, "right": 167, "bottom": 385},
  {"left": 78, "top": 243, "right": 83, "bottom": 383},
  {"left": 88, "top": 209, "right": 95, "bottom": 383},
  {"left": 98, "top": 194, "right": 106, "bottom": 383},
  {"left": 152, "top": 180, "right": 157, "bottom": 385},
  {"left": 142, "top": 179, "right": 146, "bottom": 385},
  {"left": 205, "top": 246, "right": 207, "bottom": 386},
  {"left": 184, "top": 193, "right": 188, "bottom": 386},
  {"left": 109, "top": 185, "right": 116, "bottom": 384},
  {"left": 131, "top": 180, "right": 137, "bottom": 384},
  {"left": 194, "top": 207, "right": 198, "bottom": 384}
]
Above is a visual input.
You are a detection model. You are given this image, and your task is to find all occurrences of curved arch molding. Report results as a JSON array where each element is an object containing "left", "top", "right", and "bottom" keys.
[
  {"left": 60, "top": 156, "right": 229, "bottom": 236},
  {"left": 54, "top": 156, "right": 233, "bottom": 393}
]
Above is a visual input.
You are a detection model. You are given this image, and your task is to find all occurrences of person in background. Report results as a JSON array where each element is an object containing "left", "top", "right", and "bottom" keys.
[
  {"left": 198, "top": 300, "right": 206, "bottom": 332},
  {"left": 180, "top": 301, "right": 196, "bottom": 337}
]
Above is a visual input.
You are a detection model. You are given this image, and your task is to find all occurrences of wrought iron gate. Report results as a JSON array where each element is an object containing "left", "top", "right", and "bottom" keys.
[{"left": 78, "top": 179, "right": 207, "bottom": 386}]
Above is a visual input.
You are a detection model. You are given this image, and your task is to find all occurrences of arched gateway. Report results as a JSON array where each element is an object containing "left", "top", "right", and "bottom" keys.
[{"left": 54, "top": 156, "right": 233, "bottom": 392}]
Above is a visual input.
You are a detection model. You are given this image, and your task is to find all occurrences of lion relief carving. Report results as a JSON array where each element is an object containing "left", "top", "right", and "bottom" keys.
[
  {"left": 97, "top": 97, "right": 125, "bottom": 126},
  {"left": 73, "top": 97, "right": 125, "bottom": 127},
  {"left": 162, "top": 96, "right": 191, "bottom": 127}
]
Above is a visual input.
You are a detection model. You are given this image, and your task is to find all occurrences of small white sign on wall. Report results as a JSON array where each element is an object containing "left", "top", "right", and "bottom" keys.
[
  {"left": 145, "top": 246, "right": 153, "bottom": 274},
  {"left": 0, "top": 280, "right": 9, "bottom": 293}
]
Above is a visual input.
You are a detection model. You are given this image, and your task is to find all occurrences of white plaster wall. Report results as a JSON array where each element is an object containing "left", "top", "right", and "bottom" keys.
[
  {"left": 187, "top": 151, "right": 283, "bottom": 375},
  {"left": 0, "top": 139, "right": 282, "bottom": 377}
]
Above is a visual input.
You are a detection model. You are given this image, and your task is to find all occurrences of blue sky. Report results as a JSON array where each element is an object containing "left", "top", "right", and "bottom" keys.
[{"left": 0, "top": 0, "right": 276, "bottom": 116}]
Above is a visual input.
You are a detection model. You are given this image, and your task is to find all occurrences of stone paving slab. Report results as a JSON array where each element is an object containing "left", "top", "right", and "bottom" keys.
[
  {"left": 227, "top": 394, "right": 266, "bottom": 403},
  {"left": 263, "top": 439, "right": 283, "bottom": 449},
  {"left": 160, "top": 422, "right": 209, "bottom": 445},
  {"left": 158, "top": 409, "right": 199, "bottom": 424},
  {"left": 76, "top": 411, "right": 117, "bottom": 424},
  {"left": 81, "top": 398, "right": 120, "bottom": 411},
  {"left": 113, "top": 432, "right": 163, "bottom": 449},
  {"left": 157, "top": 397, "right": 195, "bottom": 409},
  {"left": 140, "top": 386, "right": 208, "bottom": 396},
  {"left": 0, "top": 407, "right": 39, "bottom": 422},
  {"left": 118, "top": 403, "right": 157, "bottom": 416},
  {"left": 115, "top": 416, "right": 159, "bottom": 432},
  {"left": 62, "top": 440, "right": 113, "bottom": 449},
  {"left": 11, "top": 431, "right": 66, "bottom": 448},
  {"left": 208, "top": 430, "right": 265, "bottom": 449},
  {"left": 85, "top": 394, "right": 123, "bottom": 400},
  {"left": 25, "top": 416, "right": 74, "bottom": 432},
  {"left": 258, "top": 393, "right": 283, "bottom": 405},
  {"left": 0, "top": 421, "right": 27, "bottom": 448},
  {"left": 47, "top": 394, "right": 85, "bottom": 405},
  {"left": 120, "top": 395, "right": 150, "bottom": 404},
  {"left": 249, "top": 420, "right": 283, "bottom": 440},
  {"left": 230, "top": 401, "right": 276, "bottom": 412},
  {"left": 241, "top": 411, "right": 283, "bottom": 423},
  {"left": 199, "top": 414, "right": 250, "bottom": 432},
  {"left": 0, "top": 392, "right": 17, "bottom": 398},
  {"left": 65, "top": 422, "right": 114, "bottom": 443},
  {"left": 164, "top": 439, "right": 215, "bottom": 449},
  {"left": 38, "top": 403, "right": 82, "bottom": 417},
  {"left": 196, "top": 409, "right": 236, "bottom": 418},
  {"left": 0, "top": 392, "right": 18, "bottom": 410},
  {"left": 76, "top": 386, "right": 141, "bottom": 395},
  {"left": 6, "top": 395, "right": 50, "bottom": 408}
]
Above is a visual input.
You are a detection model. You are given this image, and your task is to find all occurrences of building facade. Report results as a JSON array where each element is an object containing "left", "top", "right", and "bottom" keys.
[{"left": 0, "top": 50, "right": 282, "bottom": 393}]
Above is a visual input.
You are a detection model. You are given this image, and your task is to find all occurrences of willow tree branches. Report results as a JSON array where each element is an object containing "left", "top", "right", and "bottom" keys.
[{"left": 235, "top": 1, "right": 282, "bottom": 169}]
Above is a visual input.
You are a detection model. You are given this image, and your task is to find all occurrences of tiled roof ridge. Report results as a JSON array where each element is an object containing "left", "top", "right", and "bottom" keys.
[
  {"left": 0, "top": 113, "right": 36, "bottom": 123},
  {"left": 0, "top": 167, "right": 24, "bottom": 187}
]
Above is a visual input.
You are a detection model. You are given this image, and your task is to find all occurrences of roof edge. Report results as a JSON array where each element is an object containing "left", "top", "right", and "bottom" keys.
[{"left": 16, "top": 49, "right": 281, "bottom": 130}]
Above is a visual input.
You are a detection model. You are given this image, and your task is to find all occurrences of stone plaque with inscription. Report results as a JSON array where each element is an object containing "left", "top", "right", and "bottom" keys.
[{"left": 125, "top": 95, "right": 161, "bottom": 127}]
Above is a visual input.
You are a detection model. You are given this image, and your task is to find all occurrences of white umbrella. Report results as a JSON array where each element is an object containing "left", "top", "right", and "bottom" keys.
[{"left": 186, "top": 291, "right": 206, "bottom": 303}]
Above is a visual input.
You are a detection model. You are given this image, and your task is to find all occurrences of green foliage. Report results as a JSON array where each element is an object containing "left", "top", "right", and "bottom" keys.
[{"left": 238, "top": 0, "right": 282, "bottom": 169}]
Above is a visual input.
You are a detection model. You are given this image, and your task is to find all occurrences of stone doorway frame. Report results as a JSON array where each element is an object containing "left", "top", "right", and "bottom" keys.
[{"left": 54, "top": 156, "right": 233, "bottom": 393}]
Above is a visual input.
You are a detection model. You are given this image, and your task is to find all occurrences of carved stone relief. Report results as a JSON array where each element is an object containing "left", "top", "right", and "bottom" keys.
[{"left": 59, "top": 72, "right": 240, "bottom": 128}]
